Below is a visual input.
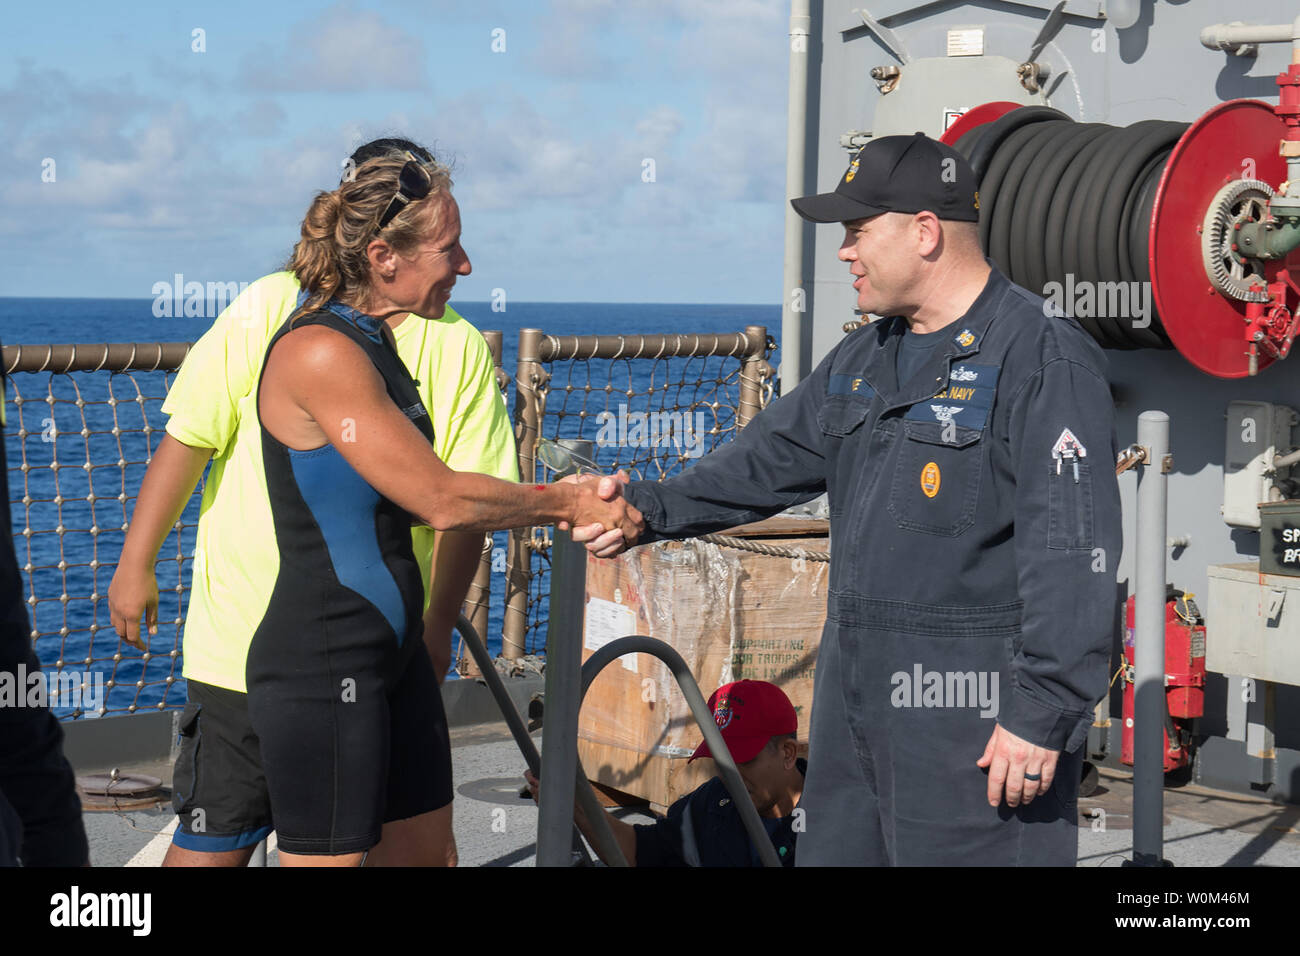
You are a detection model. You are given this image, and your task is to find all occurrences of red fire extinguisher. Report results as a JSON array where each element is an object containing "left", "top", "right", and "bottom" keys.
[{"left": 1121, "top": 587, "right": 1206, "bottom": 772}]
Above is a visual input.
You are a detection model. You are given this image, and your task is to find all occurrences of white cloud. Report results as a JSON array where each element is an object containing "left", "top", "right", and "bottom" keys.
[
  {"left": 0, "top": 0, "right": 789, "bottom": 302},
  {"left": 238, "top": 3, "right": 426, "bottom": 92}
]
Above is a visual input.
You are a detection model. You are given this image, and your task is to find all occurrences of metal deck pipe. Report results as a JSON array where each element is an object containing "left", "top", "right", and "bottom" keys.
[
  {"left": 781, "top": 0, "right": 812, "bottom": 389},
  {"left": 1131, "top": 410, "right": 1171, "bottom": 866}
]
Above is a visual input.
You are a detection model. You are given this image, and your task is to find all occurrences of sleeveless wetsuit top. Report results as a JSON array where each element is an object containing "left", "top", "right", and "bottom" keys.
[{"left": 247, "top": 302, "right": 435, "bottom": 693}]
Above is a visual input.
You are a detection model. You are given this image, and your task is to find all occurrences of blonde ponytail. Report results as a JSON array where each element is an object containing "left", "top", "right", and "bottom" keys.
[{"left": 286, "top": 190, "right": 345, "bottom": 324}]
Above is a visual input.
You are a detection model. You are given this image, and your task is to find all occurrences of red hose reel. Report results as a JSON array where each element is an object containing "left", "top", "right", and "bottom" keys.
[{"left": 944, "top": 97, "right": 1300, "bottom": 378}]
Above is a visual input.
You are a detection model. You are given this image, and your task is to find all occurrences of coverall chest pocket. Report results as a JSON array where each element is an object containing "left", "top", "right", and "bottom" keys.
[
  {"left": 888, "top": 419, "right": 984, "bottom": 536},
  {"left": 816, "top": 395, "right": 872, "bottom": 438}
]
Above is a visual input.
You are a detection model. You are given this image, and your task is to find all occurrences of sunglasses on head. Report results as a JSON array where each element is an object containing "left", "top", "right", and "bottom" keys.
[{"left": 374, "top": 151, "right": 434, "bottom": 234}]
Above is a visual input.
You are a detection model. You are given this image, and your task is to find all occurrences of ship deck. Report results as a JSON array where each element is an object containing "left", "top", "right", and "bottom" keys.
[{"left": 81, "top": 720, "right": 1300, "bottom": 868}]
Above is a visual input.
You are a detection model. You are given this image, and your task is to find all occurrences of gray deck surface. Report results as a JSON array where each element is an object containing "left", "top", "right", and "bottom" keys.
[{"left": 80, "top": 721, "right": 1300, "bottom": 867}]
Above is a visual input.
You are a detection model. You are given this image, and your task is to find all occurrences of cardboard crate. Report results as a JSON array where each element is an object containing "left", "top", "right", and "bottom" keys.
[{"left": 577, "top": 517, "right": 828, "bottom": 810}]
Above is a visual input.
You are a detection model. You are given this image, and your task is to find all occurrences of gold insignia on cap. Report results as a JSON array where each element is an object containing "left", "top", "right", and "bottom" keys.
[
  {"left": 973, "top": 190, "right": 980, "bottom": 211},
  {"left": 845, "top": 156, "right": 861, "bottom": 183}
]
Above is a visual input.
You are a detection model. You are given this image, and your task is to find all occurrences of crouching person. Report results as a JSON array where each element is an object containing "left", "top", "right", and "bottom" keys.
[{"left": 526, "top": 680, "right": 804, "bottom": 867}]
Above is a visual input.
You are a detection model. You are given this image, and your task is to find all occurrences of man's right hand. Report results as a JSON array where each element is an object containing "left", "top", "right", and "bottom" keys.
[{"left": 108, "top": 564, "right": 159, "bottom": 650}]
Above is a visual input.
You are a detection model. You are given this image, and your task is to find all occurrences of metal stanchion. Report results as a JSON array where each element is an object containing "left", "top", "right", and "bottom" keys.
[
  {"left": 535, "top": 529, "right": 589, "bottom": 866},
  {"left": 1129, "top": 410, "right": 1172, "bottom": 867},
  {"left": 535, "top": 440, "right": 596, "bottom": 867}
]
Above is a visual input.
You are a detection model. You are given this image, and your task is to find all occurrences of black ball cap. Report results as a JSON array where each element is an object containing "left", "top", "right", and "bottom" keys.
[{"left": 791, "top": 132, "right": 980, "bottom": 224}]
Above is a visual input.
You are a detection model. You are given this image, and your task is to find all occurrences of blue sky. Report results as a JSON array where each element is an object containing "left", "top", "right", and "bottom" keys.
[{"left": 0, "top": 0, "right": 791, "bottom": 303}]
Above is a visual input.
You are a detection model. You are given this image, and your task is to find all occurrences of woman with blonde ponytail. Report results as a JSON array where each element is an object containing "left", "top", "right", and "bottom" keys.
[
  {"left": 109, "top": 138, "right": 639, "bottom": 868},
  {"left": 245, "top": 154, "right": 640, "bottom": 865}
]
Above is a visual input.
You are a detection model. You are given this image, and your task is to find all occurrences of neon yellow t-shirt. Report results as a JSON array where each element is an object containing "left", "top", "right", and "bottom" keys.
[{"left": 162, "top": 272, "right": 518, "bottom": 692}]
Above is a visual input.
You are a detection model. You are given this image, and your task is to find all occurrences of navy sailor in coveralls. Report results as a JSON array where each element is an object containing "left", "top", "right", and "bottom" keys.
[{"left": 575, "top": 134, "right": 1122, "bottom": 866}]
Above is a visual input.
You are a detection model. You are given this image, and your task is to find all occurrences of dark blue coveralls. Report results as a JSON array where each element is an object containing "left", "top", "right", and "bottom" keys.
[{"left": 621, "top": 264, "right": 1122, "bottom": 866}]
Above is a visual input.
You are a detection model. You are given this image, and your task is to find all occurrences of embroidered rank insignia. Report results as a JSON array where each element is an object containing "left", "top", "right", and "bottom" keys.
[
  {"left": 921, "top": 461, "right": 941, "bottom": 498},
  {"left": 1051, "top": 428, "right": 1087, "bottom": 459}
]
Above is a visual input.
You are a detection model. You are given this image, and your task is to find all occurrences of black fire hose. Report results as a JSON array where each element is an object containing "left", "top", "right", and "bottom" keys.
[{"left": 952, "top": 111, "right": 1190, "bottom": 349}]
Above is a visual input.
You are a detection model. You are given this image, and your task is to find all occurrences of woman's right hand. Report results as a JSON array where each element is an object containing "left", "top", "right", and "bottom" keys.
[{"left": 108, "top": 563, "right": 159, "bottom": 650}]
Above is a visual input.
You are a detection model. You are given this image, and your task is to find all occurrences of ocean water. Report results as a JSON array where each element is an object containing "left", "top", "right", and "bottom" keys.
[{"left": 1, "top": 296, "right": 780, "bottom": 716}]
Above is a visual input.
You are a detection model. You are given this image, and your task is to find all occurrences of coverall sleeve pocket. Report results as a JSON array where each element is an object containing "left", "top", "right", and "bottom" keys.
[
  {"left": 816, "top": 395, "right": 872, "bottom": 438},
  {"left": 1047, "top": 461, "right": 1094, "bottom": 550},
  {"left": 888, "top": 420, "right": 985, "bottom": 536}
]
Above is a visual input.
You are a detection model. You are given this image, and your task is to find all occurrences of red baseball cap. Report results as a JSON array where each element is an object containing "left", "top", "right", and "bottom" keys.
[{"left": 688, "top": 680, "right": 797, "bottom": 764}]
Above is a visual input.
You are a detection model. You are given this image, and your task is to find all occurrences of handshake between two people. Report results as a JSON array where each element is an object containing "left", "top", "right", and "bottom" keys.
[{"left": 557, "top": 471, "right": 644, "bottom": 559}]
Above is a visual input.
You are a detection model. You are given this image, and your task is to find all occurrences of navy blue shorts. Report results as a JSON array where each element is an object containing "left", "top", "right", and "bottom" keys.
[{"left": 172, "top": 641, "right": 452, "bottom": 856}]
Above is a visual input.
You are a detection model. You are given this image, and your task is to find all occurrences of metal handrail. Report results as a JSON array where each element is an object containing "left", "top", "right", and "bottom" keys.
[
  {"left": 579, "top": 635, "right": 784, "bottom": 868},
  {"left": 3, "top": 342, "right": 193, "bottom": 374},
  {"left": 505, "top": 325, "right": 776, "bottom": 660},
  {"left": 3, "top": 334, "right": 513, "bottom": 703},
  {"left": 452, "top": 614, "right": 614, "bottom": 866},
  {"left": 536, "top": 329, "right": 769, "bottom": 363}
]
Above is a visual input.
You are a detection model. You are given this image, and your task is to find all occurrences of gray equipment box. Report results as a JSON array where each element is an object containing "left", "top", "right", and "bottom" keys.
[
  {"left": 1260, "top": 501, "right": 1300, "bottom": 578},
  {"left": 1207, "top": 563, "right": 1300, "bottom": 685}
]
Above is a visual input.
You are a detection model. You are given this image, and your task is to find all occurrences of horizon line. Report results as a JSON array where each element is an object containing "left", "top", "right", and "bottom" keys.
[{"left": 0, "top": 295, "right": 780, "bottom": 309}]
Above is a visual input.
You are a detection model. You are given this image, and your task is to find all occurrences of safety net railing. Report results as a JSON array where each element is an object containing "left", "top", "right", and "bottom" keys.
[
  {"left": 500, "top": 326, "right": 775, "bottom": 662},
  {"left": 3, "top": 343, "right": 195, "bottom": 719},
  {"left": 3, "top": 337, "right": 516, "bottom": 720},
  {"left": 4, "top": 327, "right": 775, "bottom": 717}
]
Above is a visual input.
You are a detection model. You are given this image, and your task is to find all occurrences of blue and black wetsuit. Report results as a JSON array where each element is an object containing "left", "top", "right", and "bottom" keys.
[{"left": 174, "top": 302, "right": 451, "bottom": 856}]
